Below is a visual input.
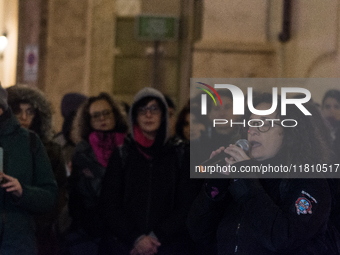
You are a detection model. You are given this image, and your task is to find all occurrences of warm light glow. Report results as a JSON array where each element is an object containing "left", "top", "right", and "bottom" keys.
[{"left": 0, "top": 35, "right": 8, "bottom": 53}]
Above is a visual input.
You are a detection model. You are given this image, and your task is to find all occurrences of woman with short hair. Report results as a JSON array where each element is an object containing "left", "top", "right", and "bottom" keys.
[{"left": 100, "top": 87, "right": 193, "bottom": 255}]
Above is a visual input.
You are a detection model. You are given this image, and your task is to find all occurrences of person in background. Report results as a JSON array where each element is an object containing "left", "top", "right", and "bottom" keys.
[
  {"left": 7, "top": 84, "right": 67, "bottom": 255},
  {"left": 52, "top": 93, "right": 88, "bottom": 238},
  {"left": 67, "top": 92, "right": 128, "bottom": 255},
  {"left": 175, "top": 101, "right": 207, "bottom": 250},
  {"left": 192, "top": 90, "right": 241, "bottom": 167},
  {"left": 322, "top": 89, "right": 340, "bottom": 157},
  {"left": 120, "top": 101, "right": 130, "bottom": 117},
  {"left": 187, "top": 93, "right": 338, "bottom": 255},
  {"left": 164, "top": 95, "right": 176, "bottom": 137},
  {"left": 321, "top": 90, "right": 340, "bottom": 235},
  {"left": 175, "top": 101, "right": 205, "bottom": 143},
  {"left": 54, "top": 93, "right": 88, "bottom": 176},
  {"left": 100, "top": 87, "right": 194, "bottom": 255},
  {"left": 0, "top": 83, "right": 58, "bottom": 255}
]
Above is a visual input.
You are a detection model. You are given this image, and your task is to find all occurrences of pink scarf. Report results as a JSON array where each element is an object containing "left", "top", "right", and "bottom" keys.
[
  {"left": 89, "top": 131, "right": 125, "bottom": 167},
  {"left": 133, "top": 125, "right": 154, "bottom": 159}
]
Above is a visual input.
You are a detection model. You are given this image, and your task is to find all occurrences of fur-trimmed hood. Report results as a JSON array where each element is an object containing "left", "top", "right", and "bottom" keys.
[{"left": 7, "top": 85, "right": 53, "bottom": 142}]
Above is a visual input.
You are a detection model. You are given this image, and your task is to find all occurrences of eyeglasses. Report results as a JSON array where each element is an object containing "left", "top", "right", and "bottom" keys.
[
  {"left": 246, "top": 120, "right": 282, "bottom": 133},
  {"left": 91, "top": 109, "right": 112, "bottom": 121},
  {"left": 137, "top": 105, "right": 161, "bottom": 115}
]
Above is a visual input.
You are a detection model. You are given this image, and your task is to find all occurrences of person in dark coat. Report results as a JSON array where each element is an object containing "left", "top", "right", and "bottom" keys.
[
  {"left": 321, "top": 88, "right": 340, "bottom": 236},
  {"left": 100, "top": 87, "right": 193, "bottom": 255},
  {"left": 67, "top": 92, "right": 128, "bottom": 254},
  {"left": 322, "top": 89, "right": 340, "bottom": 159},
  {"left": 175, "top": 101, "right": 205, "bottom": 143},
  {"left": 0, "top": 83, "right": 58, "bottom": 255},
  {"left": 54, "top": 92, "right": 88, "bottom": 176},
  {"left": 187, "top": 93, "right": 338, "bottom": 255},
  {"left": 7, "top": 84, "right": 68, "bottom": 255}
]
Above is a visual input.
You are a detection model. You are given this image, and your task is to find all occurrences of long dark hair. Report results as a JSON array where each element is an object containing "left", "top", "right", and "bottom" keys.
[
  {"left": 175, "top": 102, "right": 190, "bottom": 141},
  {"left": 322, "top": 89, "right": 340, "bottom": 106},
  {"left": 78, "top": 92, "right": 128, "bottom": 140},
  {"left": 245, "top": 93, "right": 333, "bottom": 165}
]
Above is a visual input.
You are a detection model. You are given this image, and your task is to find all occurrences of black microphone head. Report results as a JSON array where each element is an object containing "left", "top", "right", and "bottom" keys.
[
  {"left": 199, "top": 139, "right": 251, "bottom": 167},
  {"left": 235, "top": 139, "right": 250, "bottom": 154}
]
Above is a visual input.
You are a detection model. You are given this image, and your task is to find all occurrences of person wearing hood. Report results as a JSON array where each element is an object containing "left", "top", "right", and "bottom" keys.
[
  {"left": 0, "top": 83, "right": 58, "bottom": 255},
  {"left": 6, "top": 84, "right": 67, "bottom": 255},
  {"left": 54, "top": 93, "right": 88, "bottom": 176},
  {"left": 67, "top": 92, "right": 128, "bottom": 253},
  {"left": 100, "top": 87, "right": 193, "bottom": 255}
]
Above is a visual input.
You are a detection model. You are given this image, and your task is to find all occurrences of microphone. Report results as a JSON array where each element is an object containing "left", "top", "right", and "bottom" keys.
[{"left": 199, "top": 139, "right": 250, "bottom": 167}]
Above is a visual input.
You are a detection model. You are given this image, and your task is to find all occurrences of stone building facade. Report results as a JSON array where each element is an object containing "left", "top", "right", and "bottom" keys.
[{"left": 2, "top": 0, "right": 340, "bottom": 129}]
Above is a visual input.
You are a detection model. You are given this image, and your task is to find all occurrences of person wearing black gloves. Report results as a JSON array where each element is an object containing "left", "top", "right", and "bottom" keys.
[{"left": 187, "top": 93, "right": 339, "bottom": 255}]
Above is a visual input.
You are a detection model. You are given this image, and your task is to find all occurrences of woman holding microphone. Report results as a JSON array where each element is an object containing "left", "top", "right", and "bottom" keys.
[{"left": 187, "top": 93, "right": 339, "bottom": 255}]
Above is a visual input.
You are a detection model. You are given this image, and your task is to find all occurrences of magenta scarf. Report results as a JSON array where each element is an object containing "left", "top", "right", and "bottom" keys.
[
  {"left": 89, "top": 131, "right": 126, "bottom": 167},
  {"left": 133, "top": 125, "right": 155, "bottom": 159}
]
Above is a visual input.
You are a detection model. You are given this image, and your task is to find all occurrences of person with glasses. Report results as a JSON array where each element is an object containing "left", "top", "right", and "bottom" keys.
[
  {"left": 100, "top": 87, "right": 194, "bottom": 255},
  {"left": 187, "top": 93, "right": 339, "bottom": 255},
  {"left": 67, "top": 92, "right": 128, "bottom": 254}
]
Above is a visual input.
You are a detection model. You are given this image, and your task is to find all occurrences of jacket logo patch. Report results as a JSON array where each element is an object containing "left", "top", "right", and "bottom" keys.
[
  {"left": 295, "top": 197, "right": 312, "bottom": 215},
  {"left": 301, "top": 190, "right": 317, "bottom": 203}
]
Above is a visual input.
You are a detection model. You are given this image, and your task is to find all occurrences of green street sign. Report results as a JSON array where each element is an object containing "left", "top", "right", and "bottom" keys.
[{"left": 135, "top": 15, "right": 178, "bottom": 41}]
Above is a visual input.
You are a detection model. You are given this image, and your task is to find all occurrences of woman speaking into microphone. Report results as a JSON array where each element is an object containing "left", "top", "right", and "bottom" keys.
[{"left": 187, "top": 93, "right": 340, "bottom": 255}]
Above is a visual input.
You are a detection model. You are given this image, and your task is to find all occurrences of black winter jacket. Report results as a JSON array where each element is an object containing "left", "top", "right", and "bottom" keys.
[
  {"left": 100, "top": 136, "right": 192, "bottom": 249},
  {"left": 187, "top": 159, "right": 337, "bottom": 255},
  {"left": 69, "top": 140, "right": 106, "bottom": 237},
  {"left": 0, "top": 110, "right": 58, "bottom": 255}
]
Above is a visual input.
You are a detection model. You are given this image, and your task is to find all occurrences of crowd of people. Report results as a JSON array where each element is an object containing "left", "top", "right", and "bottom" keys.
[{"left": 0, "top": 82, "right": 340, "bottom": 255}]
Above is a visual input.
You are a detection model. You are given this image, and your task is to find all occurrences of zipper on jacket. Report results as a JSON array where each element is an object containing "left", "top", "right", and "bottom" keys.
[{"left": 234, "top": 222, "right": 241, "bottom": 253}]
